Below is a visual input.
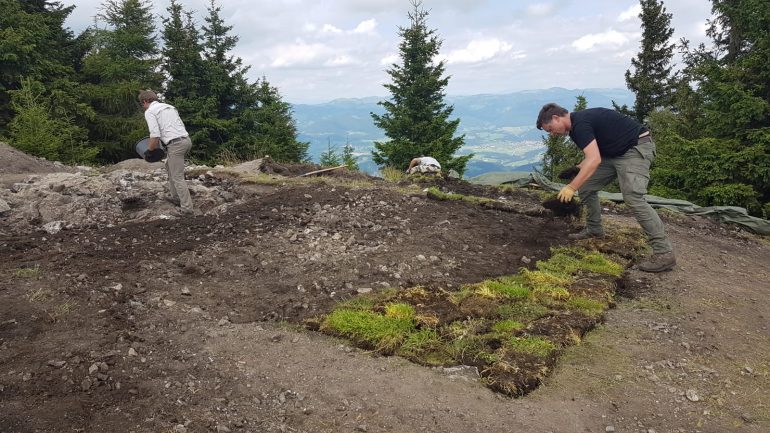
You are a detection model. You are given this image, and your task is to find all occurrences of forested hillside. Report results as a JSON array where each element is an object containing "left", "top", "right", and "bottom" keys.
[{"left": 0, "top": 0, "right": 308, "bottom": 165}]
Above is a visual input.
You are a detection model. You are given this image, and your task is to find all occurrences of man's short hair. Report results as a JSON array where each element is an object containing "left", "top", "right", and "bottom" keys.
[
  {"left": 536, "top": 103, "right": 569, "bottom": 130},
  {"left": 138, "top": 89, "right": 158, "bottom": 103}
]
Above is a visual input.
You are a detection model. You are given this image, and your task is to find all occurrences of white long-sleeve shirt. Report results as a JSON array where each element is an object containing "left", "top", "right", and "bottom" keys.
[
  {"left": 144, "top": 101, "right": 188, "bottom": 144},
  {"left": 418, "top": 156, "right": 441, "bottom": 168}
]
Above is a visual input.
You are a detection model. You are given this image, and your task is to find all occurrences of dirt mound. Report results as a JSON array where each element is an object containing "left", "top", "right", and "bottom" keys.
[
  {"left": 0, "top": 142, "right": 75, "bottom": 175},
  {"left": 234, "top": 157, "right": 375, "bottom": 182}
]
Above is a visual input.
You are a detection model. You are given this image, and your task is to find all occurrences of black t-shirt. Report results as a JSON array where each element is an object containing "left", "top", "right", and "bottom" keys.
[{"left": 569, "top": 108, "right": 646, "bottom": 157}]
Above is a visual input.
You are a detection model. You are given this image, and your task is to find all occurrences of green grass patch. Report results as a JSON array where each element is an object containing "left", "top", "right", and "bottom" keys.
[
  {"left": 497, "top": 302, "right": 550, "bottom": 322},
  {"left": 15, "top": 265, "right": 41, "bottom": 278},
  {"left": 566, "top": 296, "right": 608, "bottom": 317},
  {"left": 426, "top": 186, "right": 464, "bottom": 201},
  {"left": 492, "top": 319, "right": 525, "bottom": 334},
  {"left": 538, "top": 247, "right": 624, "bottom": 277},
  {"left": 313, "top": 245, "right": 624, "bottom": 397},
  {"left": 519, "top": 268, "right": 573, "bottom": 288},
  {"left": 321, "top": 306, "right": 415, "bottom": 353},
  {"left": 47, "top": 299, "right": 78, "bottom": 322},
  {"left": 450, "top": 335, "right": 500, "bottom": 364},
  {"left": 505, "top": 336, "right": 556, "bottom": 357},
  {"left": 397, "top": 328, "right": 453, "bottom": 365},
  {"left": 532, "top": 285, "right": 571, "bottom": 300},
  {"left": 478, "top": 279, "right": 531, "bottom": 299}
]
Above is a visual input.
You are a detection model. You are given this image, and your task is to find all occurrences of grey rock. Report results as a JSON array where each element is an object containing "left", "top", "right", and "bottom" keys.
[{"left": 685, "top": 389, "right": 700, "bottom": 402}]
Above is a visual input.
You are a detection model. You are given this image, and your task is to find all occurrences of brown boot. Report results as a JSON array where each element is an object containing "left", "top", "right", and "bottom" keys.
[
  {"left": 567, "top": 229, "right": 605, "bottom": 240},
  {"left": 636, "top": 252, "right": 676, "bottom": 273}
]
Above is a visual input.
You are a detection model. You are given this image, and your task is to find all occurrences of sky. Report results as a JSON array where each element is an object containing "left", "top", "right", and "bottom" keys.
[{"left": 62, "top": 0, "right": 715, "bottom": 104}]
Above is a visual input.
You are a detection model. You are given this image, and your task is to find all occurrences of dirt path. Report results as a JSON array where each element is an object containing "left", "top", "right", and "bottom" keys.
[{"left": 1, "top": 166, "right": 768, "bottom": 433}]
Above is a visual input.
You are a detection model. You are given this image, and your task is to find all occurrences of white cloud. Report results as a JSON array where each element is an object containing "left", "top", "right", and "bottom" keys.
[
  {"left": 380, "top": 54, "right": 399, "bottom": 66},
  {"left": 618, "top": 4, "right": 642, "bottom": 22},
  {"left": 439, "top": 38, "right": 513, "bottom": 64},
  {"left": 322, "top": 24, "right": 343, "bottom": 34},
  {"left": 352, "top": 19, "right": 377, "bottom": 34},
  {"left": 528, "top": 3, "right": 555, "bottom": 17},
  {"left": 571, "top": 30, "right": 630, "bottom": 52},
  {"left": 270, "top": 41, "right": 329, "bottom": 67},
  {"left": 325, "top": 55, "right": 358, "bottom": 66}
]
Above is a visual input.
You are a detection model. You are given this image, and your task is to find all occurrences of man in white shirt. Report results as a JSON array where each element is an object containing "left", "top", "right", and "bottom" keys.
[
  {"left": 406, "top": 156, "right": 442, "bottom": 174},
  {"left": 138, "top": 90, "right": 194, "bottom": 215}
]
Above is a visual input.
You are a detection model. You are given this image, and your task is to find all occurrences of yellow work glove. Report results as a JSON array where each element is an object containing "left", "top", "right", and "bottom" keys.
[{"left": 557, "top": 184, "right": 576, "bottom": 203}]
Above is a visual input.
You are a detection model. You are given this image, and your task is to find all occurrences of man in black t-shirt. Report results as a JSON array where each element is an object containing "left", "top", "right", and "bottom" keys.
[{"left": 536, "top": 103, "right": 675, "bottom": 273}]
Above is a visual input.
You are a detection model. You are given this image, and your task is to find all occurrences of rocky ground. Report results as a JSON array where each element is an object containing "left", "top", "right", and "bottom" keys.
[{"left": 0, "top": 142, "right": 768, "bottom": 433}]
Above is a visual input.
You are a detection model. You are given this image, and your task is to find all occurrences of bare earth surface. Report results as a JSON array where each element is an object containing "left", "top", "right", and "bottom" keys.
[{"left": 1, "top": 142, "right": 768, "bottom": 433}]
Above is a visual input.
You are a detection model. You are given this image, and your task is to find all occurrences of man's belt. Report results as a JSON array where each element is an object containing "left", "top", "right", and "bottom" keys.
[
  {"left": 638, "top": 135, "right": 653, "bottom": 144},
  {"left": 166, "top": 136, "right": 188, "bottom": 145}
]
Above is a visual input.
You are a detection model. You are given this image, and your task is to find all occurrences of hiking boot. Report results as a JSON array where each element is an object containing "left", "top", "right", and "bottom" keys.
[
  {"left": 635, "top": 252, "right": 676, "bottom": 273},
  {"left": 163, "top": 194, "right": 180, "bottom": 206},
  {"left": 567, "top": 229, "right": 605, "bottom": 240}
]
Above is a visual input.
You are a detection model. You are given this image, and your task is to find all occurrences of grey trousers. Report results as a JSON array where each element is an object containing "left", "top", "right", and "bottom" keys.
[
  {"left": 165, "top": 137, "right": 193, "bottom": 212},
  {"left": 578, "top": 139, "right": 673, "bottom": 254}
]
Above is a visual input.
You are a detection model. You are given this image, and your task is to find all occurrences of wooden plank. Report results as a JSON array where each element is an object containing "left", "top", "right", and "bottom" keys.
[{"left": 299, "top": 165, "right": 346, "bottom": 177}]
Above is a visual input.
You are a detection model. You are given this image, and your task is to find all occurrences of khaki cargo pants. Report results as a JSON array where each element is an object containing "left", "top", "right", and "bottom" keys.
[
  {"left": 578, "top": 138, "right": 673, "bottom": 254},
  {"left": 165, "top": 137, "right": 193, "bottom": 212}
]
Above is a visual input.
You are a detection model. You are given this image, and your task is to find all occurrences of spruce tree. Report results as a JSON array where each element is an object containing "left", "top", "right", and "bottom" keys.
[
  {"left": 161, "top": 0, "right": 215, "bottom": 161},
  {"left": 0, "top": 0, "right": 84, "bottom": 134},
  {"left": 650, "top": 0, "right": 770, "bottom": 214},
  {"left": 162, "top": 0, "right": 206, "bottom": 102},
  {"left": 342, "top": 141, "right": 359, "bottom": 171},
  {"left": 201, "top": 0, "right": 255, "bottom": 120},
  {"left": 246, "top": 77, "right": 309, "bottom": 163},
  {"left": 80, "top": 0, "right": 162, "bottom": 161},
  {"left": 371, "top": 0, "right": 472, "bottom": 175},
  {"left": 319, "top": 139, "right": 341, "bottom": 167},
  {"left": 624, "top": 0, "right": 676, "bottom": 122}
]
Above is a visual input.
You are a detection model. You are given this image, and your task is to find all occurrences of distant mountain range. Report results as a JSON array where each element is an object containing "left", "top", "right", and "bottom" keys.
[{"left": 291, "top": 87, "right": 634, "bottom": 177}]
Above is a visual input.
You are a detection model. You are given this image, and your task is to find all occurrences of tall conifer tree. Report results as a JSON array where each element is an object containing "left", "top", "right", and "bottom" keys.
[
  {"left": 371, "top": 0, "right": 471, "bottom": 175},
  {"left": 244, "top": 77, "right": 309, "bottom": 163},
  {"left": 81, "top": 0, "right": 162, "bottom": 161},
  {"left": 650, "top": 0, "right": 770, "bottom": 214},
  {"left": 0, "top": 0, "right": 84, "bottom": 133},
  {"left": 624, "top": 0, "right": 675, "bottom": 122}
]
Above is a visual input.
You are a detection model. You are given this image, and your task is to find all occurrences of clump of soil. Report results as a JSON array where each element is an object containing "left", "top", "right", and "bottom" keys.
[{"left": 542, "top": 197, "right": 582, "bottom": 218}]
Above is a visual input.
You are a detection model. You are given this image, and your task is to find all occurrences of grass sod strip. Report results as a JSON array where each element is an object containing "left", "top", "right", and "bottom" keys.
[{"left": 312, "top": 246, "right": 633, "bottom": 397}]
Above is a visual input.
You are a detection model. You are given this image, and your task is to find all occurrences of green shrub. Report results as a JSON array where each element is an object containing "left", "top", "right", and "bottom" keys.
[
  {"left": 699, "top": 183, "right": 760, "bottom": 212},
  {"left": 9, "top": 79, "right": 97, "bottom": 165}
]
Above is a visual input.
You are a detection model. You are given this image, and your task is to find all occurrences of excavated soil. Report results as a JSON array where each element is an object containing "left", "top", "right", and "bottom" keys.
[{"left": 1, "top": 142, "right": 768, "bottom": 433}]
